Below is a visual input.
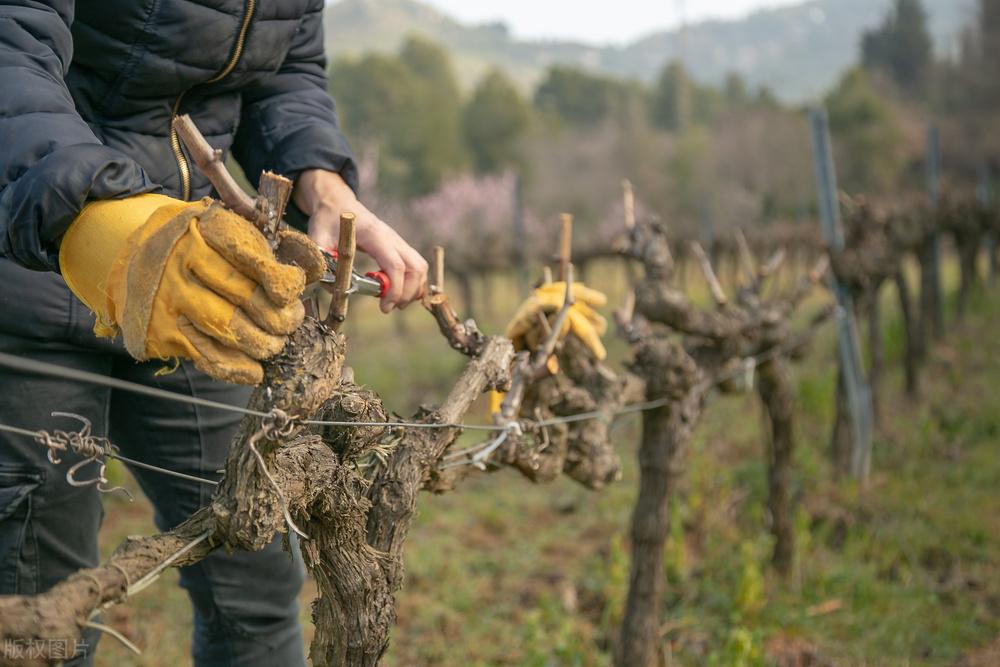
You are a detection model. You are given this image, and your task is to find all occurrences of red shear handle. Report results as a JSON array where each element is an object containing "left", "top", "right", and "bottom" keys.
[
  {"left": 324, "top": 246, "right": 390, "bottom": 298},
  {"left": 365, "top": 271, "right": 391, "bottom": 298}
]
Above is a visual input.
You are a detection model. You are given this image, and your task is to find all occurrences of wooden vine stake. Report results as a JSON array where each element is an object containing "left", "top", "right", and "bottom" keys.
[
  {"left": 559, "top": 213, "right": 573, "bottom": 282},
  {"left": 431, "top": 245, "right": 446, "bottom": 295},
  {"left": 623, "top": 179, "right": 636, "bottom": 230},
  {"left": 326, "top": 212, "right": 356, "bottom": 332}
]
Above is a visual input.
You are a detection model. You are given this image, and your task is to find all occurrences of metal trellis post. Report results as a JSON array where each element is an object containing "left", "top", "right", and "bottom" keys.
[{"left": 808, "top": 106, "right": 874, "bottom": 482}]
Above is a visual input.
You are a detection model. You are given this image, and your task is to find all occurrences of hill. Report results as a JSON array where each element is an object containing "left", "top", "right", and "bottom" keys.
[{"left": 324, "top": 0, "right": 974, "bottom": 101}]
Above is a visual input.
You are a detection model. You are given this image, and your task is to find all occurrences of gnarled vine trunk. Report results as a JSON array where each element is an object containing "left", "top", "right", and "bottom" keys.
[
  {"left": 615, "top": 340, "right": 705, "bottom": 667},
  {"left": 757, "top": 356, "right": 796, "bottom": 576}
]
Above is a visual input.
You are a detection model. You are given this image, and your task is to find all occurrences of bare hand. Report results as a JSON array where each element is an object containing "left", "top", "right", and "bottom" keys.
[{"left": 294, "top": 170, "right": 428, "bottom": 313}]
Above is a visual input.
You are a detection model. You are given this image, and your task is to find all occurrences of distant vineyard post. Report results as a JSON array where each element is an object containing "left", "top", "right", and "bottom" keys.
[{"left": 808, "top": 106, "right": 873, "bottom": 482}]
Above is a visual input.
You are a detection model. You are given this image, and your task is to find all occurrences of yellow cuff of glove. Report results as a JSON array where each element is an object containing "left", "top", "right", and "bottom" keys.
[
  {"left": 60, "top": 194, "right": 182, "bottom": 336},
  {"left": 59, "top": 195, "right": 323, "bottom": 385}
]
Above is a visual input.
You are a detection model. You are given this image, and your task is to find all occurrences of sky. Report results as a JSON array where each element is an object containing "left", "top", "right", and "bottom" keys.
[{"left": 419, "top": 0, "right": 807, "bottom": 45}]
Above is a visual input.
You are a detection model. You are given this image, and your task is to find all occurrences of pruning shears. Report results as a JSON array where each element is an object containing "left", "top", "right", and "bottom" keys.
[{"left": 319, "top": 246, "right": 390, "bottom": 298}]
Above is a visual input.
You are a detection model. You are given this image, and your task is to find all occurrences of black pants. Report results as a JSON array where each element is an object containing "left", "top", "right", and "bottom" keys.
[{"left": 0, "top": 259, "right": 306, "bottom": 666}]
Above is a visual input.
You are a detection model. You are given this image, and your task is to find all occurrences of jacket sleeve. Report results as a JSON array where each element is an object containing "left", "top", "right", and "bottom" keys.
[
  {"left": 0, "top": 1, "right": 155, "bottom": 271},
  {"left": 232, "top": 0, "right": 359, "bottom": 195}
]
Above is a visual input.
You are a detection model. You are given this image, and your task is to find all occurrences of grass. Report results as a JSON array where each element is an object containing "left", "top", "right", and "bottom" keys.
[{"left": 94, "top": 259, "right": 1000, "bottom": 666}]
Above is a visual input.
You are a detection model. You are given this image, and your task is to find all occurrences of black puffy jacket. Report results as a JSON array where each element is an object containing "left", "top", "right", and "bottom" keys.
[{"left": 0, "top": 0, "right": 358, "bottom": 271}]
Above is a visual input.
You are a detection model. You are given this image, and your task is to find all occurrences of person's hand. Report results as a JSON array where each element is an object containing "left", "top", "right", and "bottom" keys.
[
  {"left": 294, "top": 169, "right": 428, "bottom": 313},
  {"left": 505, "top": 281, "right": 609, "bottom": 360},
  {"left": 60, "top": 195, "right": 323, "bottom": 385}
]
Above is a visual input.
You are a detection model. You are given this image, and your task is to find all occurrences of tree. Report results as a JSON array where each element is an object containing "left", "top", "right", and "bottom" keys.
[
  {"left": 691, "top": 85, "right": 724, "bottom": 127},
  {"left": 395, "top": 37, "right": 468, "bottom": 196},
  {"left": 940, "top": 0, "right": 1000, "bottom": 170},
  {"left": 649, "top": 61, "right": 691, "bottom": 131},
  {"left": 965, "top": 0, "right": 1000, "bottom": 109},
  {"left": 533, "top": 65, "right": 625, "bottom": 125},
  {"left": 668, "top": 125, "right": 713, "bottom": 215},
  {"left": 723, "top": 72, "right": 751, "bottom": 111},
  {"left": 650, "top": 61, "right": 725, "bottom": 131},
  {"left": 329, "top": 37, "right": 467, "bottom": 198},
  {"left": 861, "top": 0, "right": 933, "bottom": 97},
  {"left": 756, "top": 86, "right": 780, "bottom": 110},
  {"left": 980, "top": 0, "right": 1000, "bottom": 64},
  {"left": 462, "top": 69, "right": 530, "bottom": 174},
  {"left": 826, "top": 68, "right": 907, "bottom": 193},
  {"left": 330, "top": 53, "right": 416, "bottom": 141}
]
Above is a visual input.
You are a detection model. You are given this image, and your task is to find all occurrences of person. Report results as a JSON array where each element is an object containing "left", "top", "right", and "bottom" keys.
[{"left": 0, "top": 1, "right": 427, "bottom": 665}]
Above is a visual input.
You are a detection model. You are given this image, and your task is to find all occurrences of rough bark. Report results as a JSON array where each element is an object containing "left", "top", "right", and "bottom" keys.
[
  {"left": 757, "top": 356, "right": 797, "bottom": 576},
  {"left": 422, "top": 290, "right": 486, "bottom": 358},
  {"left": 511, "top": 337, "right": 637, "bottom": 489},
  {"left": 0, "top": 329, "right": 515, "bottom": 667},
  {"left": 615, "top": 339, "right": 705, "bottom": 667},
  {"left": 323, "top": 337, "right": 514, "bottom": 666},
  {"left": 2, "top": 297, "right": 619, "bottom": 666},
  {"left": 268, "top": 336, "right": 517, "bottom": 667},
  {"left": 213, "top": 318, "right": 346, "bottom": 551},
  {"left": 620, "top": 217, "right": 829, "bottom": 604},
  {"left": 0, "top": 513, "right": 215, "bottom": 667},
  {"left": 0, "top": 319, "right": 348, "bottom": 664}
]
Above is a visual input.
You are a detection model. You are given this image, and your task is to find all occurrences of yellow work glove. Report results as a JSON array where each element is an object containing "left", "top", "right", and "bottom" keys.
[
  {"left": 505, "top": 281, "right": 609, "bottom": 361},
  {"left": 490, "top": 281, "right": 608, "bottom": 418},
  {"left": 60, "top": 194, "right": 323, "bottom": 385},
  {"left": 488, "top": 389, "right": 505, "bottom": 417}
]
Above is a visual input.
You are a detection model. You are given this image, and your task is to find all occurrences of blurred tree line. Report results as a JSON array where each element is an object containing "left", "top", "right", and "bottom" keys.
[
  {"left": 331, "top": 35, "right": 812, "bottom": 239},
  {"left": 329, "top": 0, "right": 998, "bottom": 239},
  {"left": 838, "top": 0, "right": 1000, "bottom": 193}
]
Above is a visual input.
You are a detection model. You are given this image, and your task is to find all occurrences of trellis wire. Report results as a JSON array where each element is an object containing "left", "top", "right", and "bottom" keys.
[
  {"left": 0, "top": 352, "right": 270, "bottom": 418},
  {"left": 0, "top": 312, "right": 830, "bottom": 482},
  {"left": 0, "top": 351, "right": 505, "bottom": 432},
  {"left": 0, "top": 420, "right": 219, "bottom": 487}
]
